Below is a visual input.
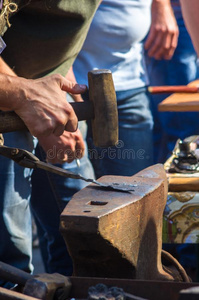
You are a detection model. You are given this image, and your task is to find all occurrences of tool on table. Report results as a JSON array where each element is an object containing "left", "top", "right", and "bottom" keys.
[
  {"left": 0, "top": 144, "right": 136, "bottom": 192},
  {"left": 164, "top": 136, "right": 199, "bottom": 192},
  {"left": 0, "top": 69, "right": 118, "bottom": 147},
  {"left": 157, "top": 79, "right": 199, "bottom": 112},
  {"left": 148, "top": 85, "right": 199, "bottom": 94},
  {"left": 168, "top": 139, "right": 199, "bottom": 174},
  {"left": 0, "top": 261, "right": 71, "bottom": 300}
]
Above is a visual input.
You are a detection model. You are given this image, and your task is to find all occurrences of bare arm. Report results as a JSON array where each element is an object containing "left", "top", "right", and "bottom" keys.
[
  {"left": 0, "top": 58, "right": 86, "bottom": 163},
  {"left": 180, "top": 0, "right": 199, "bottom": 56},
  {"left": 145, "top": 0, "right": 179, "bottom": 60},
  {"left": 0, "top": 57, "right": 16, "bottom": 76},
  {"left": 0, "top": 57, "right": 88, "bottom": 137},
  {"left": 0, "top": 72, "right": 86, "bottom": 137}
]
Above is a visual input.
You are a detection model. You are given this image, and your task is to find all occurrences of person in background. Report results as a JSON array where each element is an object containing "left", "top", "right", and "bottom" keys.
[
  {"left": 180, "top": 0, "right": 199, "bottom": 56},
  {"left": 145, "top": 0, "right": 199, "bottom": 163},
  {"left": 73, "top": 0, "right": 178, "bottom": 178},
  {"left": 144, "top": 0, "right": 199, "bottom": 280},
  {"left": 0, "top": 0, "right": 100, "bottom": 288}
]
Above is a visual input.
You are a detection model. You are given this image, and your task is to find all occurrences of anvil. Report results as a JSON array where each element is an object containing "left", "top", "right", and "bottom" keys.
[{"left": 60, "top": 164, "right": 176, "bottom": 281}]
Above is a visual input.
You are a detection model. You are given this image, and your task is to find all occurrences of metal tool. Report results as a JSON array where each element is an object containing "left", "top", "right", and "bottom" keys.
[
  {"left": 148, "top": 85, "right": 199, "bottom": 94},
  {"left": 0, "top": 145, "right": 136, "bottom": 192},
  {"left": 0, "top": 266, "right": 194, "bottom": 300},
  {"left": 167, "top": 139, "right": 199, "bottom": 173},
  {"left": 0, "top": 261, "right": 71, "bottom": 300}
]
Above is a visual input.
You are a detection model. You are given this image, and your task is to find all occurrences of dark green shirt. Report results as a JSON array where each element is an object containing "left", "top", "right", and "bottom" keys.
[{"left": 2, "top": 0, "right": 100, "bottom": 78}]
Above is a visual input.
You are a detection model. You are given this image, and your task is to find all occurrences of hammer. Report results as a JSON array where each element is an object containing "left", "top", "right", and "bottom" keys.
[
  {"left": 0, "top": 69, "right": 118, "bottom": 147},
  {"left": 0, "top": 261, "right": 71, "bottom": 300}
]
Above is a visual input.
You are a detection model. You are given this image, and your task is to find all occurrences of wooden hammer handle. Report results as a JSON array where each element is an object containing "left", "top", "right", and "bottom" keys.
[
  {"left": 148, "top": 86, "right": 199, "bottom": 94},
  {"left": 0, "top": 261, "right": 33, "bottom": 286},
  {"left": 0, "top": 101, "right": 94, "bottom": 133}
]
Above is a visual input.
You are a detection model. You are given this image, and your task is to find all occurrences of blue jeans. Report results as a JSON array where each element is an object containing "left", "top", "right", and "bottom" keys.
[
  {"left": 145, "top": 17, "right": 199, "bottom": 163},
  {"left": 87, "top": 87, "right": 154, "bottom": 178},
  {"left": 30, "top": 120, "right": 95, "bottom": 275},
  {"left": 0, "top": 131, "right": 35, "bottom": 287}
]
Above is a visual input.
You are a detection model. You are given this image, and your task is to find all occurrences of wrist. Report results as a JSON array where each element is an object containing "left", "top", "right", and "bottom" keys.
[
  {"left": 0, "top": 74, "right": 30, "bottom": 111},
  {"left": 152, "top": 0, "right": 174, "bottom": 19},
  {"left": 152, "top": 0, "right": 171, "bottom": 5},
  {"left": 152, "top": 0, "right": 173, "bottom": 11}
]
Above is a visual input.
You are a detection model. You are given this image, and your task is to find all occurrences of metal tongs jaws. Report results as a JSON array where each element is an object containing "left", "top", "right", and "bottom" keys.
[{"left": 0, "top": 145, "right": 136, "bottom": 193}]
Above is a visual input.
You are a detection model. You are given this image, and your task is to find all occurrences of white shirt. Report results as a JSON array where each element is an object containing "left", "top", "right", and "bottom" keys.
[{"left": 73, "top": 0, "right": 152, "bottom": 91}]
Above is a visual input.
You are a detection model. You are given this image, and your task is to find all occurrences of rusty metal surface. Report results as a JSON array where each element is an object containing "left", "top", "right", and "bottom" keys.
[
  {"left": 60, "top": 164, "right": 174, "bottom": 281},
  {"left": 69, "top": 277, "right": 199, "bottom": 300},
  {"left": 23, "top": 273, "right": 71, "bottom": 300},
  {"left": 1, "top": 277, "right": 199, "bottom": 300}
]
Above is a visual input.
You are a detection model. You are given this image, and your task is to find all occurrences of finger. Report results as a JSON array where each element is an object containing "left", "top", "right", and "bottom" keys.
[
  {"left": 52, "top": 123, "right": 65, "bottom": 137},
  {"left": 68, "top": 93, "right": 84, "bottom": 102},
  {"left": 163, "top": 45, "right": 175, "bottom": 60},
  {"left": 63, "top": 140, "right": 77, "bottom": 163},
  {"left": 63, "top": 103, "right": 78, "bottom": 132},
  {"left": 147, "top": 31, "right": 168, "bottom": 59},
  {"left": 60, "top": 77, "right": 87, "bottom": 94},
  {"left": 163, "top": 32, "right": 178, "bottom": 60},
  {"left": 64, "top": 116, "right": 78, "bottom": 132},
  {"left": 65, "top": 150, "right": 76, "bottom": 163},
  {"left": 57, "top": 153, "right": 69, "bottom": 163},
  {"left": 144, "top": 30, "right": 154, "bottom": 50},
  {"left": 155, "top": 33, "right": 172, "bottom": 60},
  {"left": 75, "top": 140, "right": 85, "bottom": 159}
]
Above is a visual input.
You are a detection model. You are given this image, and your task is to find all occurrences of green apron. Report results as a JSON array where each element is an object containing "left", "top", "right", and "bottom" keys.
[{"left": 1, "top": 0, "right": 100, "bottom": 78}]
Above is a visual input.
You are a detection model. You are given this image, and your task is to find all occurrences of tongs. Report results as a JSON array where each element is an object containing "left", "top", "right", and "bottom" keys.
[{"left": 0, "top": 145, "right": 136, "bottom": 192}]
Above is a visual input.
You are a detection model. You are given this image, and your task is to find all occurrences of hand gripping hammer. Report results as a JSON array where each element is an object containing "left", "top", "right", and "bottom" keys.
[{"left": 0, "top": 69, "right": 118, "bottom": 147}]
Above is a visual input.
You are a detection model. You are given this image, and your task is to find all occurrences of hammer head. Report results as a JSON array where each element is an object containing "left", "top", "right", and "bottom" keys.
[{"left": 88, "top": 69, "right": 118, "bottom": 147}]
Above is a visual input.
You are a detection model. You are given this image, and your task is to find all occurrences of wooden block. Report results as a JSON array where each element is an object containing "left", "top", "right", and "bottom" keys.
[{"left": 158, "top": 80, "right": 199, "bottom": 112}]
